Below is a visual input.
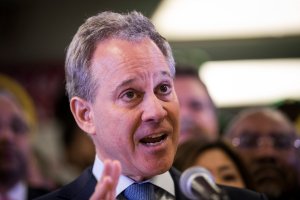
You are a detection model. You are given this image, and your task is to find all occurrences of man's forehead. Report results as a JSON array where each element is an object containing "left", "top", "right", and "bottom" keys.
[
  {"left": 92, "top": 38, "right": 169, "bottom": 73},
  {"left": 116, "top": 70, "right": 171, "bottom": 86}
]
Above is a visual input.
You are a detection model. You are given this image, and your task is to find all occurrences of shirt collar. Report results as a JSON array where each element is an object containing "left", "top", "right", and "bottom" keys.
[{"left": 92, "top": 155, "right": 175, "bottom": 196}]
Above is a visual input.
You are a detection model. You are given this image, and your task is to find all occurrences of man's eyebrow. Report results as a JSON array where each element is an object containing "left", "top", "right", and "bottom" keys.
[
  {"left": 160, "top": 70, "right": 172, "bottom": 78},
  {"left": 115, "top": 78, "right": 136, "bottom": 92},
  {"left": 115, "top": 70, "right": 172, "bottom": 91}
]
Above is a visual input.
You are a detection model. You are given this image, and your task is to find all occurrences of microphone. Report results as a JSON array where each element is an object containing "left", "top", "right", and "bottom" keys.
[{"left": 179, "top": 166, "right": 229, "bottom": 200}]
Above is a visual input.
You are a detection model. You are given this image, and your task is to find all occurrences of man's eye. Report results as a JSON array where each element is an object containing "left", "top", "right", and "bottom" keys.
[
  {"left": 222, "top": 174, "right": 238, "bottom": 182},
  {"left": 157, "top": 84, "right": 171, "bottom": 95},
  {"left": 189, "top": 100, "right": 204, "bottom": 111},
  {"left": 125, "top": 91, "right": 135, "bottom": 98},
  {"left": 120, "top": 90, "right": 139, "bottom": 102},
  {"left": 11, "top": 117, "right": 29, "bottom": 135}
]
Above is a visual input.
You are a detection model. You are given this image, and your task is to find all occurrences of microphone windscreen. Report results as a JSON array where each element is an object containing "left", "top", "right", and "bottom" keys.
[{"left": 179, "top": 166, "right": 219, "bottom": 200}]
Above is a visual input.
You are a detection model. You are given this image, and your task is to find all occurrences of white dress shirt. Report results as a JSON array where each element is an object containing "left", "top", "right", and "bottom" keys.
[{"left": 92, "top": 155, "right": 175, "bottom": 199}]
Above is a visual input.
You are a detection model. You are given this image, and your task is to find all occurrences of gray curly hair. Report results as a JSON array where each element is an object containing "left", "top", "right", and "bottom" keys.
[{"left": 65, "top": 11, "right": 175, "bottom": 102}]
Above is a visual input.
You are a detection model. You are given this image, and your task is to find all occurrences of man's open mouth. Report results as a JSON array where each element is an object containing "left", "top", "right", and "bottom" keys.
[{"left": 140, "top": 133, "right": 168, "bottom": 146}]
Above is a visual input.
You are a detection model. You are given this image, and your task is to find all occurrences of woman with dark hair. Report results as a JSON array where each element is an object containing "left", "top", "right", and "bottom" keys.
[{"left": 174, "top": 138, "right": 254, "bottom": 189}]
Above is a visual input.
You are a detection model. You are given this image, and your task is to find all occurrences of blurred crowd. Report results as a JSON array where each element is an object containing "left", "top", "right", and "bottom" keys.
[{"left": 1, "top": 64, "right": 300, "bottom": 200}]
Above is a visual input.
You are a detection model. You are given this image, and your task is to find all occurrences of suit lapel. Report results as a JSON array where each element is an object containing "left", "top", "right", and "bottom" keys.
[
  {"left": 169, "top": 167, "right": 190, "bottom": 200},
  {"left": 59, "top": 167, "right": 97, "bottom": 200},
  {"left": 70, "top": 166, "right": 188, "bottom": 200}
]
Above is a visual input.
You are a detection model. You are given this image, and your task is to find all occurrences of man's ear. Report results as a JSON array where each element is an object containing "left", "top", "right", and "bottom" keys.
[{"left": 70, "top": 96, "right": 96, "bottom": 135}]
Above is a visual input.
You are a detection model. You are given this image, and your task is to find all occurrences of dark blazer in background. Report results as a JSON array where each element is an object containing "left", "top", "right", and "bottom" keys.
[
  {"left": 35, "top": 166, "right": 267, "bottom": 200},
  {"left": 27, "top": 186, "right": 51, "bottom": 199}
]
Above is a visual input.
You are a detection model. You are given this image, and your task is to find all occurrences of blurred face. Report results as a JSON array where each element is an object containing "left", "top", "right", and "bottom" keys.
[
  {"left": 0, "top": 94, "right": 29, "bottom": 186},
  {"left": 88, "top": 38, "right": 179, "bottom": 181},
  {"left": 174, "top": 77, "right": 218, "bottom": 144},
  {"left": 195, "top": 148, "right": 246, "bottom": 188},
  {"left": 229, "top": 113, "right": 300, "bottom": 198},
  {"left": 67, "top": 128, "right": 95, "bottom": 171}
]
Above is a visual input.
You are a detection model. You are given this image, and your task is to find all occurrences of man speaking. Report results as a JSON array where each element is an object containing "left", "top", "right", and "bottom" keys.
[{"left": 36, "top": 11, "right": 267, "bottom": 200}]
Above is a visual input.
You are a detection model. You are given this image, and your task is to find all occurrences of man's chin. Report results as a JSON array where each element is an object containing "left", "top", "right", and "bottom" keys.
[
  {"left": 256, "top": 183, "right": 283, "bottom": 200},
  {"left": 253, "top": 168, "right": 287, "bottom": 198},
  {"left": 146, "top": 159, "right": 172, "bottom": 174},
  {"left": 128, "top": 164, "right": 171, "bottom": 182}
]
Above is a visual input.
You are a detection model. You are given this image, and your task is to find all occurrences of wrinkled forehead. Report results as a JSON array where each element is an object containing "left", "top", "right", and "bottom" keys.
[
  {"left": 92, "top": 38, "right": 171, "bottom": 79},
  {"left": 93, "top": 37, "right": 174, "bottom": 76}
]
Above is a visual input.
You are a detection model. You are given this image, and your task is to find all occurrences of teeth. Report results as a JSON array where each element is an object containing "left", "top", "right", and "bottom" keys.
[
  {"left": 146, "top": 141, "right": 164, "bottom": 146},
  {"left": 140, "top": 133, "right": 167, "bottom": 145},
  {"left": 147, "top": 133, "right": 164, "bottom": 139}
]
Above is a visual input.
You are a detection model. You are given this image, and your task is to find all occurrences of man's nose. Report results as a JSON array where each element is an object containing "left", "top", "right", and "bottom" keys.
[
  {"left": 141, "top": 94, "right": 167, "bottom": 123},
  {"left": 255, "top": 137, "right": 279, "bottom": 158}
]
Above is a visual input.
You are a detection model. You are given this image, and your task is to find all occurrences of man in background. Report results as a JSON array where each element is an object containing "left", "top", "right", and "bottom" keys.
[
  {"left": 0, "top": 74, "right": 50, "bottom": 199},
  {"left": 174, "top": 66, "right": 219, "bottom": 144},
  {"left": 225, "top": 107, "right": 300, "bottom": 200}
]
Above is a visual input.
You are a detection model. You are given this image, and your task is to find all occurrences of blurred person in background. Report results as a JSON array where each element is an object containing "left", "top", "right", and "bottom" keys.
[
  {"left": 0, "top": 74, "right": 51, "bottom": 199},
  {"left": 224, "top": 107, "right": 300, "bottom": 200},
  {"left": 174, "top": 138, "right": 254, "bottom": 189},
  {"left": 53, "top": 91, "right": 95, "bottom": 185},
  {"left": 174, "top": 65, "right": 219, "bottom": 144}
]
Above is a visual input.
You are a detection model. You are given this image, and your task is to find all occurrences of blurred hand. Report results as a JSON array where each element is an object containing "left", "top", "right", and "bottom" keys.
[{"left": 90, "top": 159, "right": 121, "bottom": 200}]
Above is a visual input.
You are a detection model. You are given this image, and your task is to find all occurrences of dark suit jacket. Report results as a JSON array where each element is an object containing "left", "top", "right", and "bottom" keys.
[
  {"left": 28, "top": 187, "right": 51, "bottom": 199},
  {"left": 35, "top": 167, "right": 267, "bottom": 200}
]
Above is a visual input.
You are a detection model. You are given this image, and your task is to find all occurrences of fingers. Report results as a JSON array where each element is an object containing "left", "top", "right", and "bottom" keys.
[
  {"left": 89, "top": 159, "right": 121, "bottom": 200},
  {"left": 110, "top": 160, "right": 121, "bottom": 190},
  {"left": 90, "top": 176, "right": 113, "bottom": 200}
]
